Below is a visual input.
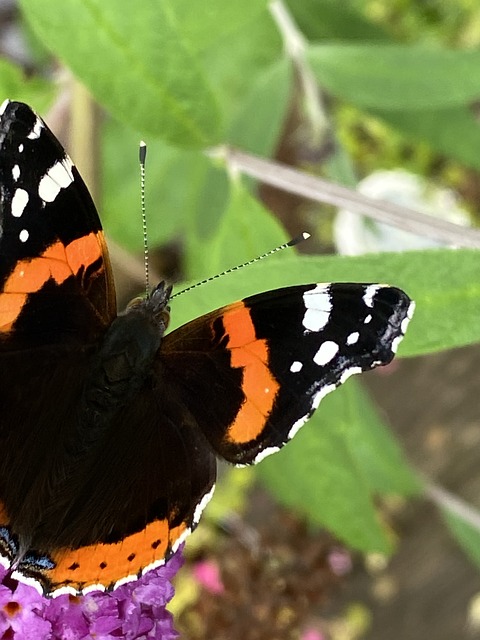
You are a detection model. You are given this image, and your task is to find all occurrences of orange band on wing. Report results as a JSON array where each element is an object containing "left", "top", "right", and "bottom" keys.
[
  {"left": 222, "top": 304, "right": 279, "bottom": 444},
  {"left": 65, "top": 231, "right": 105, "bottom": 275},
  {"left": 48, "top": 519, "right": 187, "bottom": 592},
  {"left": 0, "top": 232, "right": 104, "bottom": 332}
]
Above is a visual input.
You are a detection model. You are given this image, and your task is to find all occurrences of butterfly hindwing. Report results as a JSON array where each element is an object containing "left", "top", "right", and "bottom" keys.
[
  {"left": 9, "top": 383, "right": 217, "bottom": 595},
  {"left": 0, "top": 315, "right": 217, "bottom": 596}
]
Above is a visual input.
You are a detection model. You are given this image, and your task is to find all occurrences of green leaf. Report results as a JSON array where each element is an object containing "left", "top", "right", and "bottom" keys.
[
  {"left": 371, "top": 105, "right": 480, "bottom": 172},
  {"left": 307, "top": 44, "right": 480, "bottom": 110},
  {"left": 442, "top": 509, "right": 480, "bottom": 570},
  {"left": 0, "top": 58, "right": 54, "bottom": 110},
  {"left": 286, "top": 0, "right": 388, "bottom": 42},
  {"left": 332, "top": 382, "right": 419, "bottom": 495},
  {"left": 170, "top": 248, "right": 480, "bottom": 359},
  {"left": 228, "top": 59, "right": 293, "bottom": 157},
  {"left": 190, "top": 163, "right": 230, "bottom": 242},
  {"left": 186, "top": 176, "right": 289, "bottom": 277},
  {"left": 20, "top": 0, "right": 221, "bottom": 147},
  {"left": 198, "top": 8, "right": 282, "bottom": 119},
  {"left": 162, "top": 0, "right": 270, "bottom": 54},
  {"left": 258, "top": 379, "right": 392, "bottom": 553}
]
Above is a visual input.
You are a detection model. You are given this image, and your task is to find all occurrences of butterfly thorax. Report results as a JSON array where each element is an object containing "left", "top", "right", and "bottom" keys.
[{"left": 81, "top": 281, "right": 172, "bottom": 426}]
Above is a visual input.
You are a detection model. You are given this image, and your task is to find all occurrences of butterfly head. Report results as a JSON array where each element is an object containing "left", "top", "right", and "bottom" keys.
[{"left": 126, "top": 280, "right": 173, "bottom": 335}]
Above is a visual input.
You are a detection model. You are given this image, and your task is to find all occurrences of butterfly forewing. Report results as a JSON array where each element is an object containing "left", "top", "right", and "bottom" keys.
[
  {"left": 161, "top": 283, "right": 414, "bottom": 465},
  {"left": 0, "top": 100, "right": 115, "bottom": 346}
]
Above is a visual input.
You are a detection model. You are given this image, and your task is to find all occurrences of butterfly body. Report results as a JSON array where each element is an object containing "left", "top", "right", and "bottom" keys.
[{"left": 0, "top": 100, "right": 414, "bottom": 596}]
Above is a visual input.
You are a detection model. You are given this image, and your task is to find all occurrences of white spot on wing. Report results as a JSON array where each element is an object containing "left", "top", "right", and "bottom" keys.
[
  {"left": 27, "top": 117, "right": 43, "bottom": 140},
  {"left": 38, "top": 158, "right": 74, "bottom": 203},
  {"left": 11, "top": 188, "right": 28, "bottom": 217},
  {"left": 82, "top": 582, "right": 106, "bottom": 595},
  {"left": 314, "top": 340, "right": 339, "bottom": 366},
  {"left": 11, "top": 571, "right": 44, "bottom": 595},
  {"left": 290, "top": 361, "right": 303, "bottom": 373},
  {"left": 391, "top": 336, "right": 401, "bottom": 353},
  {"left": 112, "top": 574, "right": 139, "bottom": 590},
  {"left": 0, "top": 99, "right": 9, "bottom": 115},
  {"left": 363, "top": 285, "right": 380, "bottom": 308},
  {"left": 340, "top": 366, "right": 362, "bottom": 384},
  {"left": 141, "top": 557, "right": 166, "bottom": 578},
  {"left": 193, "top": 484, "right": 216, "bottom": 526},
  {"left": 18, "top": 144, "right": 23, "bottom": 153},
  {"left": 392, "top": 301, "right": 415, "bottom": 353},
  {"left": 302, "top": 284, "right": 331, "bottom": 332},
  {"left": 12, "top": 164, "right": 20, "bottom": 181},
  {"left": 347, "top": 331, "right": 359, "bottom": 345},
  {"left": 170, "top": 526, "right": 191, "bottom": 554},
  {"left": 312, "top": 383, "right": 336, "bottom": 409},
  {"left": 364, "top": 314, "right": 372, "bottom": 324},
  {"left": 19, "top": 229, "right": 29, "bottom": 243},
  {"left": 400, "top": 315, "right": 412, "bottom": 334},
  {"left": 253, "top": 446, "right": 281, "bottom": 464},
  {"left": 51, "top": 585, "right": 79, "bottom": 597},
  {"left": 288, "top": 416, "right": 307, "bottom": 440},
  {"left": 303, "top": 308, "right": 330, "bottom": 332},
  {"left": 287, "top": 382, "right": 337, "bottom": 440},
  {"left": 401, "top": 317, "right": 410, "bottom": 334}
]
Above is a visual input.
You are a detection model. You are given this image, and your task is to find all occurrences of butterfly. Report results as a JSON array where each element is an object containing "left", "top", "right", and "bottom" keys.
[{"left": 0, "top": 100, "right": 414, "bottom": 597}]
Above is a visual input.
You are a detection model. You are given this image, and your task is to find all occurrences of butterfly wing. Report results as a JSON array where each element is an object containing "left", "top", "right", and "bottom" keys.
[
  {"left": 0, "top": 101, "right": 118, "bottom": 593},
  {"left": 5, "top": 381, "right": 217, "bottom": 596},
  {"left": 0, "top": 307, "right": 217, "bottom": 596},
  {"left": 0, "top": 100, "right": 116, "bottom": 346},
  {"left": 160, "top": 283, "right": 414, "bottom": 465}
]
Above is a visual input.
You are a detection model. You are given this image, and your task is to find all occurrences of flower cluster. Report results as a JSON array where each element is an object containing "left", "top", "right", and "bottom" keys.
[{"left": 0, "top": 549, "right": 183, "bottom": 639}]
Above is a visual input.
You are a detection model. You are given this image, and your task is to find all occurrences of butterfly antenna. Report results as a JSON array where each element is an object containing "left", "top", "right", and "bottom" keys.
[
  {"left": 139, "top": 141, "right": 150, "bottom": 297},
  {"left": 171, "top": 232, "right": 310, "bottom": 300}
]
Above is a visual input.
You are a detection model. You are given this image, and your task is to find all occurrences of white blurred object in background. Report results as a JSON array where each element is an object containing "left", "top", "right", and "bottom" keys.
[{"left": 334, "top": 170, "right": 471, "bottom": 255}]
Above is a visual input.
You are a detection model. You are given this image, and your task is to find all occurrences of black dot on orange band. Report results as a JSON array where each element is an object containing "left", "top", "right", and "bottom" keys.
[
  {"left": 68, "top": 562, "right": 80, "bottom": 571},
  {"left": 127, "top": 553, "right": 136, "bottom": 562},
  {"left": 99, "top": 561, "right": 107, "bottom": 569},
  {"left": 151, "top": 539, "right": 161, "bottom": 549}
]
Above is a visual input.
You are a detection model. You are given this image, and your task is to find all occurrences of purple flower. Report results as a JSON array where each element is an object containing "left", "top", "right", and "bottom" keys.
[{"left": 0, "top": 548, "right": 184, "bottom": 639}]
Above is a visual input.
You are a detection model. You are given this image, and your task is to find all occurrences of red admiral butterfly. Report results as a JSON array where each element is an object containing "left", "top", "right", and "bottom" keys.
[{"left": 0, "top": 100, "right": 414, "bottom": 597}]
